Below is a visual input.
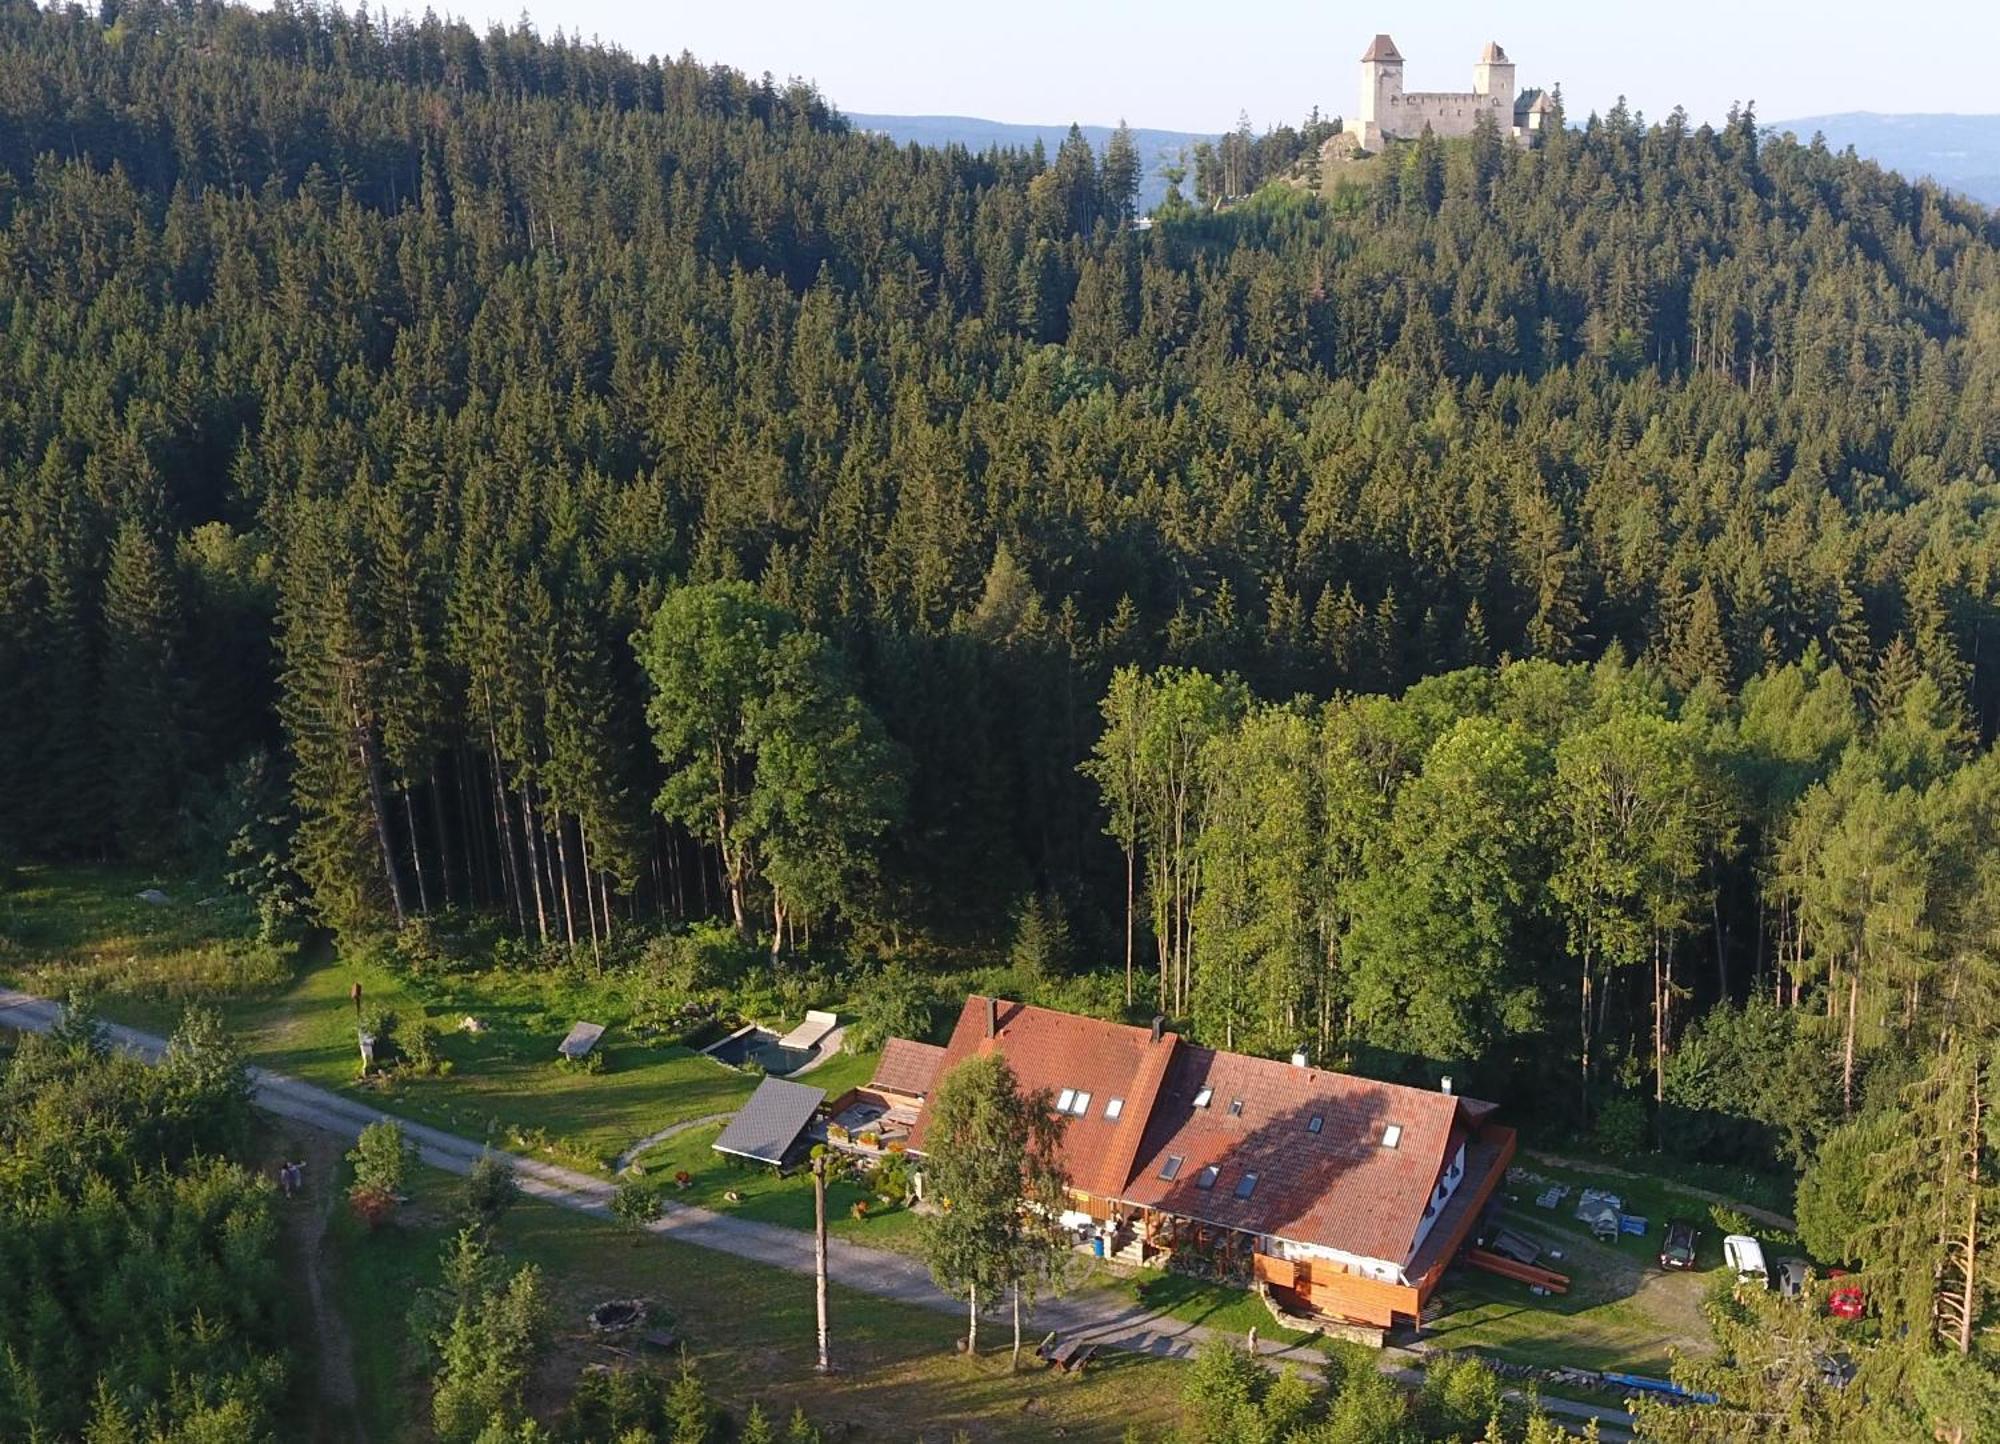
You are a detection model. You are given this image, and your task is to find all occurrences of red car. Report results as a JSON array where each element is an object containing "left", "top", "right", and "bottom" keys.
[{"left": 1827, "top": 1268, "right": 1865, "bottom": 1321}]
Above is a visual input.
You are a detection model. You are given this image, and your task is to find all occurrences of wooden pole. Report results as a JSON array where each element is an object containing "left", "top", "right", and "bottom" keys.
[{"left": 813, "top": 1151, "right": 831, "bottom": 1374}]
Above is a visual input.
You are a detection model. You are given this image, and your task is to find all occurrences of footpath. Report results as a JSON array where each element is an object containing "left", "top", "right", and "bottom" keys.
[{"left": 0, "top": 987, "right": 1634, "bottom": 1440}]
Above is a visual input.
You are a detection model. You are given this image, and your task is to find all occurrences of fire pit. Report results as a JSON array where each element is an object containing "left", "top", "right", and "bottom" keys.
[{"left": 587, "top": 1298, "right": 649, "bottom": 1334}]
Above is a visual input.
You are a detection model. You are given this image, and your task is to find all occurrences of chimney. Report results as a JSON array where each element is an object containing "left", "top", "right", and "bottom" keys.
[
  {"left": 1290, "top": 1048, "right": 1308, "bottom": 1068},
  {"left": 1150, "top": 1015, "right": 1165, "bottom": 1045},
  {"left": 1440, "top": 1075, "right": 1454, "bottom": 1096},
  {"left": 986, "top": 997, "right": 999, "bottom": 1039}
]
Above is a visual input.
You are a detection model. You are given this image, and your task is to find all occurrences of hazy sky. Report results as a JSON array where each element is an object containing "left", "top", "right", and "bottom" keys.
[{"left": 414, "top": 2, "right": 1994, "bottom": 136}]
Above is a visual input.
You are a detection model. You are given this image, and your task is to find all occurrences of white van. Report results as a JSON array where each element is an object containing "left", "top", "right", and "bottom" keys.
[{"left": 1723, "top": 1234, "right": 1769, "bottom": 1287}]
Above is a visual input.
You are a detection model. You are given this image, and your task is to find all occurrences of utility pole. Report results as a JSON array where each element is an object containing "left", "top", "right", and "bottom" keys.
[{"left": 812, "top": 1148, "right": 832, "bottom": 1373}]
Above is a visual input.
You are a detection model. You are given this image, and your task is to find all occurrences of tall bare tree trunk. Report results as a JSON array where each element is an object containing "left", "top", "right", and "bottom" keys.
[
  {"left": 353, "top": 704, "right": 407, "bottom": 927},
  {"left": 552, "top": 807, "right": 578, "bottom": 948},
  {"left": 518, "top": 785, "right": 549, "bottom": 944},
  {"left": 1011, "top": 1284, "right": 1022, "bottom": 1371},
  {"left": 967, "top": 1282, "right": 978, "bottom": 1356},
  {"left": 403, "top": 787, "right": 430, "bottom": 915},
  {"left": 1843, "top": 964, "right": 1860, "bottom": 1116},
  {"left": 430, "top": 765, "right": 457, "bottom": 909},
  {"left": 1124, "top": 845, "right": 1135, "bottom": 1007}
]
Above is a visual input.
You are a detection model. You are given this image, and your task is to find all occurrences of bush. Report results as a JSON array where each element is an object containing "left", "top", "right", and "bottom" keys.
[
  {"left": 872, "top": 1153, "right": 913, "bottom": 1206},
  {"left": 402, "top": 1018, "right": 448, "bottom": 1076},
  {"left": 459, "top": 1155, "right": 520, "bottom": 1234},
  {"left": 349, "top": 1120, "right": 410, "bottom": 1197},
  {"left": 1708, "top": 1202, "right": 1754, "bottom": 1237},
  {"left": 612, "top": 1181, "right": 662, "bottom": 1230},
  {"left": 1592, "top": 1092, "right": 1649, "bottom": 1156},
  {"left": 847, "top": 960, "right": 933, "bottom": 1052}
]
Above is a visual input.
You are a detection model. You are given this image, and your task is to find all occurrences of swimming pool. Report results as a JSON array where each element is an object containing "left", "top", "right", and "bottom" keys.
[{"left": 705, "top": 1026, "right": 815, "bottom": 1075}]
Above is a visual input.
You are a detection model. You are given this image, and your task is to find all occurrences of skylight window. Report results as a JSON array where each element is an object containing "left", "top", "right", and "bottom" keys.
[
  {"left": 1160, "top": 1154, "right": 1185, "bottom": 1181},
  {"left": 1307, "top": 1115, "right": 1324, "bottom": 1135},
  {"left": 1381, "top": 1123, "right": 1403, "bottom": 1149},
  {"left": 1235, "top": 1172, "right": 1259, "bottom": 1200},
  {"left": 1056, "top": 1088, "right": 1075, "bottom": 1114},
  {"left": 1105, "top": 1097, "right": 1124, "bottom": 1121},
  {"left": 1227, "top": 1097, "right": 1244, "bottom": 1117},
  {"left": 1069, "top": 1090, "right": 1092, "bottom": 1116},
  {"left": 1193, "top": 1086, "right": 1214, "bottom": 1108},
  {"left": 1195, "top": 1165, "right": 1220, "bottom": 1190}
]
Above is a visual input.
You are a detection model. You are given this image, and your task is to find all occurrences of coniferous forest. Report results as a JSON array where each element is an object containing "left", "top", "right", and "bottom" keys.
[{"left": 6, "top": 2, "right": 2000, "bottom": 1435}]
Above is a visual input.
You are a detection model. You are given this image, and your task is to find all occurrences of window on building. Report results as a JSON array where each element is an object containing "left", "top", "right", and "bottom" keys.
[
  {"left": 1196, "top": 1165, "right": 1219, "bottom": 1190},
  {"left": 1193, "top": 1086, "right": 1213, "bottom": 1108},
  {"left": 1307, "top": 1115, "right": 1324, "bottom": 1135},
  {"left": 1381, "top": 1123, "right": 1403, "bottom": 1149},
  {"left": 1105, "top": 1097, "right": 1124, "bottom": 1121},
  {"left": 1068, "top": 1091, "right": 1092, "bottom": 1117},
  {"left": 1160, "top": 1154, "right": 1184, "bottom": 1181},
  {"left": 1056, "top": 1088, "right": 1075, "bottom": 1114},
  {"left": 1235, "top": 1172, "right": 1259, "bottom": 1200},
  {"left": 1227, "top": 1098, "right": 1244, "bottom": 1117}
]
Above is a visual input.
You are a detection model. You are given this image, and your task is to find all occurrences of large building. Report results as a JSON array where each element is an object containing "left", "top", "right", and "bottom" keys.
[
  {"left": 1353, "top": 35, "right": 1553, "bottom": 152},
  {"left": 899, "top": 996, "right": 1516, "bottom": 1332}
]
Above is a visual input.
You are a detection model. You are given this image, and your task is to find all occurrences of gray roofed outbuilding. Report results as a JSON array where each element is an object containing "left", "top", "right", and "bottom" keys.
[{"left": 712, "top": 1077, "right": 827, "bottom": 1166}]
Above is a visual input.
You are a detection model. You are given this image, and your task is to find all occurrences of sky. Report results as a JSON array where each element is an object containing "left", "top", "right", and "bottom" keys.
[{"left": 392, "top": 1, "right": 1996, "bottom": 136}]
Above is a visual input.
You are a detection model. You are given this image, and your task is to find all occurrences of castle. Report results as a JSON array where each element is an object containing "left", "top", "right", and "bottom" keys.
[{"left": 1353, "top": 35, "right": 1552, "bottom": 151}]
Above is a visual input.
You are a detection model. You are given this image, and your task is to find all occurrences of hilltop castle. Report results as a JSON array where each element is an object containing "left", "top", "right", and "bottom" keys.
[{"left": 1353, "top": 35, "right": 1552, "bottom": 152}]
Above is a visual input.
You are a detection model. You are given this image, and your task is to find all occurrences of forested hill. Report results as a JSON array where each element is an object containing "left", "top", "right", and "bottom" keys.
[{"left": 5, "top": 0, "right": 2000, "bottom": 954}]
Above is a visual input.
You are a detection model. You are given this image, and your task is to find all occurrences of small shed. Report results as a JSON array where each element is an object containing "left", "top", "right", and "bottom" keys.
[{"left": 713, "top": 1077, "right": 827, "bottom": 1167}]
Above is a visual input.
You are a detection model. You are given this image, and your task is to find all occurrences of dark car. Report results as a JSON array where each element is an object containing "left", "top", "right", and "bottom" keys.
[
  {"left": 1659, "top": 1219, "right": 1699, "bottom": 1271},
  {"left": 1776, "top": 1257, "right": 1811, "bottom": 1299}
]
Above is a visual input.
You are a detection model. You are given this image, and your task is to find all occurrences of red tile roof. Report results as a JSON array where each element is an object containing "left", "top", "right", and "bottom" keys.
[
  {"left": 870, "top": 1038, "right": 947, "bottom": 1099},
  {"left": 1120, "top": 1046, "right": 1484, "bottom": 1267},
  {"left": 908, "top": 998, "right": 1179, "bottom": 1200},
  {"left": 902, "top": 998, "right": 1498, "bottom": 1269},
  {"left": 1361, "top": 34, "right": 1403, "bottom": 63}
]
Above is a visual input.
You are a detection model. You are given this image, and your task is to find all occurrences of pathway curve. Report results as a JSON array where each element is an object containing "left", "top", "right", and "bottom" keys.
[
  {"left": 0, "top": 988, "right": 1633, "bottom": 1441},
  {"left": 614, "top": 1111, "right": 735, "bottom": 1174}
]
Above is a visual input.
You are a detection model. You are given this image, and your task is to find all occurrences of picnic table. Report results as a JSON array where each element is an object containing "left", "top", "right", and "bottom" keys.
[{"left": 558, "top": 1021, "right": 606, "bottom": 1060}]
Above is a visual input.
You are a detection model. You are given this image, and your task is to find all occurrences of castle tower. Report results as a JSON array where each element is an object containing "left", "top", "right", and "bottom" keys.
[
  {"left": 1357, "top": 33, "right": 1404, "bottom": 151},
  {"left": 1472, "top": 41, "right": 1515, "bottom": 110}
]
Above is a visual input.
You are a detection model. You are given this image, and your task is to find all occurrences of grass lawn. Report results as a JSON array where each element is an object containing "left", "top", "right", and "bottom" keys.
[
  {"left": 323, "top": 1157, "right": 1192, "bottom": 1443},
  {"left": 1095, "top": 1268, "right": 1317, "bottom": 1349},
  {"left": 633, "top": 1121, "right": 927, "bottom": 1254},
  {"left": 0, "top": 864, "right": 877, "bottom": 1174}
]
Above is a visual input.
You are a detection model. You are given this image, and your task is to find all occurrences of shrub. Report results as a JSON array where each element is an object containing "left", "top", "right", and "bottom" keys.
[
  {"left": 459, "top": 1155, "right": 520, "bottom": 1234},
  {"left": 402, "top": 1018, "right": 448, "bottom": 1076},
  {"left": 848, "top": 960, "right": 933, "bottom": 1052},
  {"left": 872, "top": 1154, "right": 913, "bottom": 1206},
  {"left": 349, "top": 1120, "right": 410, "bottom": 1198},
  {"left": 1592, "top": 1092, "right": 1649, "bottom": 1156},
  {"left": 1708, "top": 1202, "right": 1754, "bottom": 1238},
  {"left": 612, "top": 1181, "right": 662, "bottom": 1230}
]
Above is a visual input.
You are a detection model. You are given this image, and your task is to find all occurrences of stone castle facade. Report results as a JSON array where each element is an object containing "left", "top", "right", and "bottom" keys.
[{"left": 1353, "top": 35, "right": 1551, "bottom": 152}]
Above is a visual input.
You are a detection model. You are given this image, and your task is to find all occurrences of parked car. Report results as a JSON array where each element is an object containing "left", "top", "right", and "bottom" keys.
[
  {"left": 1827, "top": 1268, "right": 1866, "bottom": 1321},
  {"left": 1658, "top": 1219, "right": 1700, "bottom": 1271},
  {"left": 1776, "top": 1256, "right": 1810, "bottom": 1299},
  {"left": 1724, "top": 1234, "right": 1769, "bottom": 1287}
]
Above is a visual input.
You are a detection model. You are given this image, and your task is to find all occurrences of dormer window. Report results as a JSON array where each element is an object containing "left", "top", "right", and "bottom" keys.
[
  {"left": 1056, "top": 1089, "right": 1075, "bottom": 1114},
  {"left": 1105, "top": 1097, "right": 1124, "bottom": 1121},
  {"left": 1068, "top": 1091, "right": 1092, "bottom": 1117},
  {"left": 1307, "top": 1115, "right": 1324, "bottom": 1135},
  {"left": 1234, "top": 1172, "right": 1259, "bottom": 1200},
  {"left": 1227, "top": 1098, "right": 1244, "bottom": 1117},
  {"left": 1193, "top": 1087, "right": 1213, "bottom": 1108},
  {"left": 1381, "top": 1124, "right": 1403, "bottom": 1149},
  {"left": 1055, "top": 1089, "right": 1090, "bottom": 1117},
  {"left": 1195, "top": 1165, "right": 1219, "bottom": 1190},
  {"left": 1160, "top": 1154, "right": 1185, "bottom": 1181}
]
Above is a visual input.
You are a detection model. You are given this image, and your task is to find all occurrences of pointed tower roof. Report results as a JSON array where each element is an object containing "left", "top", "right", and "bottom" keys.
[
  {"left": 1360, "top": 34, "right": 1403, "bottom": 63},
  {"left": 1528, "top": 92, "right": 1556, "bottom": 114},
  {"left": 1479, "top": 41, "right": 1510, "bottom": 64}
]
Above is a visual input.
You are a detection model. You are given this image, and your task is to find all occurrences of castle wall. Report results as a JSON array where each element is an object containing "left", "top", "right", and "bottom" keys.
[{"left": 1379, "top": 88, "right": 1511, "bottom": 142}]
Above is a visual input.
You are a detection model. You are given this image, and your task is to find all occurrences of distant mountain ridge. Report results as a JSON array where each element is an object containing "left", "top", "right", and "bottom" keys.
[
  {"left": 846, "top": 114, "right": 1214, "bottom": 215},
  {"left": 1766, "top": 113, "right": 2000, "bottom": 208}
]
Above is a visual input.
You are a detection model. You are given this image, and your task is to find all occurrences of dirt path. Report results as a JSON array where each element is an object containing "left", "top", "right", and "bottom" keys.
[
  {"left": 614, "top": 1110, "right": 735, "bottom": 1173},
  {"left": 266, "top": 1120, "right": 365, "bottom": 1442}
]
